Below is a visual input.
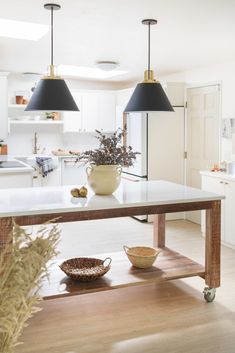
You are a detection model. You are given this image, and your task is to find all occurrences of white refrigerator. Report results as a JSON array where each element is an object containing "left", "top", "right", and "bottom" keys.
[{"left": 121, "top": 107, "right": 185, "bottom": 221}]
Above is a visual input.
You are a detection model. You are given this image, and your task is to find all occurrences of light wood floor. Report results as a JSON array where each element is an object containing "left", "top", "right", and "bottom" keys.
[{"left": 16, "top": 218, "right": 235, "bottom": 353}]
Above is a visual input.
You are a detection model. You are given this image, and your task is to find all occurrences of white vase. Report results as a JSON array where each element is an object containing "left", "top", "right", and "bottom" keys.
[{"left": 86, "top": 164, "right": 122, "bottom": 195}]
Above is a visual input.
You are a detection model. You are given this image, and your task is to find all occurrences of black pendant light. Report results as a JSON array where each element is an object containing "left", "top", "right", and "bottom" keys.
[
  {"left": 25, "top": 3, "right": 79, "bottom": 112},
  {"left": 124, "top": 19, "right": 173, "bottom": 113}
]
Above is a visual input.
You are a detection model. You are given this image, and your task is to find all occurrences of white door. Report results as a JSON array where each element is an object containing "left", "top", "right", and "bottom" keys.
[{"left": 186, "top": 85, "right": 220, "bottom": 223}]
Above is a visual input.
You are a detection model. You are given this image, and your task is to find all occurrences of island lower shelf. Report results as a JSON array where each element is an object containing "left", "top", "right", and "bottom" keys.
[{"left": 40, "top": 247, "right": 205, "bottom": 300}]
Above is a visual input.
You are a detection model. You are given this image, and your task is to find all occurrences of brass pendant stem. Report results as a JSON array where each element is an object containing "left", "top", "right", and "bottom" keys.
[
  {"left": 143, "top": 70, "right": 158, "bottom": 83},
  {"left": 50, "top": 64, "right": 55, "bottom": 78},
  {"left": 43, "top": 65, "right": 61, "bottom": 79}
]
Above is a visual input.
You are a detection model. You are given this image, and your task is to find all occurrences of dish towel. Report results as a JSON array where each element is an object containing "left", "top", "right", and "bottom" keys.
[{"left": 36, "top": 157, "right": 54, "bottom": 177}]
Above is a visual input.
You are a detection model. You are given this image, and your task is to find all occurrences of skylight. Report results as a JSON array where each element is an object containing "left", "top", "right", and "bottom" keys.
[
  {"left": 58, "top": 65, "right": 128, "bottom": 80},
  {"left": 0, "top": 18, "right": 49, "bottom": 41}
]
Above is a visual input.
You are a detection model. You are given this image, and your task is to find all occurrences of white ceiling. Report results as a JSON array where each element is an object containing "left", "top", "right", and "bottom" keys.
[{"left": 1, "top": 0, "right": 235, "bottom": 83}]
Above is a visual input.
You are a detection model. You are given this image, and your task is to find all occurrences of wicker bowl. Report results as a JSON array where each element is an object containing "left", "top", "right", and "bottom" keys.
[
  {"left": 123, "top": 245, "right": 161, "bottom": 269},
  {"left": 59, "top": 257, "right": 112, "bottom": 282}
]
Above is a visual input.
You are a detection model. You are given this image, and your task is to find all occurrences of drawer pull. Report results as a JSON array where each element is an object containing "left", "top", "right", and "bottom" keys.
[{"left": 219, "top": 181, "right": 224, "bottom": 184}]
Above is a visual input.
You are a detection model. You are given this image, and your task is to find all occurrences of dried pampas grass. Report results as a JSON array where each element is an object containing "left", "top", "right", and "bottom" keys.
[{"left": 0, "top": 221, "right": 60, "bottom": 353}]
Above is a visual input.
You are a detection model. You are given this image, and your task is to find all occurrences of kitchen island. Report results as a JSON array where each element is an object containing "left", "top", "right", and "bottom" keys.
[{"left": 0, "top": 180, "right": 224, "bottom": 302}]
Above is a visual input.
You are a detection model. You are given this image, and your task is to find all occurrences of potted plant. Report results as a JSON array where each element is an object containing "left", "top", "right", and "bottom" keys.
[{"left": 77, "top": 128, "right": 140, "bottom": 195}]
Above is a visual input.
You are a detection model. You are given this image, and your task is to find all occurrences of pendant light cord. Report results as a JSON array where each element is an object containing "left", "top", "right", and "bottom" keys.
[
  {"left": 148, "top": 22, "right": 150, "bottom": 79},
  {"left": 51, "top": 6, "right": 54, "bottom": 66}
]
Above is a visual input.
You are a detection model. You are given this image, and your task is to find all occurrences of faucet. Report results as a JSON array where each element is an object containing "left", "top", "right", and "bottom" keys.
[{"left": 33, "top": 132, "right": 40, "bottom": 154}]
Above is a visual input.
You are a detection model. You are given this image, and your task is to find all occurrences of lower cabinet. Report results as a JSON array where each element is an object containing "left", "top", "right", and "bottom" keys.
[
  {"left": 32, "top": 168, "right": 61, "bottom": 187},
  {"left": 0, "top": 172, "right": 33, "bottom": 188},
  {"left": 201, "top": 174, "right": 235, "bottom": 247}
]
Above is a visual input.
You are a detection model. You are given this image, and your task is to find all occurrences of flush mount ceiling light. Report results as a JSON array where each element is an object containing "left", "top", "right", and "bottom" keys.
[
  {"left": 25, "top": 3, "right": 79, "bottom": 112},
  {"left": 57, "top": 65, "right": 127, "bottom": 79},
  {"left": 95, "top": 61, "right": 119, "bottom": 71},
  {"left": 22, "top": 72, "right": 41, "bottom": 81},
  {"left": 0, "top": 18, "right": 49, "bottom": 41},
  {"left": 124, "top": 19, "right": 173, "bottom": 113}
]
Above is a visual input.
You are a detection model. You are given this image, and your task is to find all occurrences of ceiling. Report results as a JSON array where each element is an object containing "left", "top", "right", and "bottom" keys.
[{"left": 1, "top": 0, "right": 235, "bottom": 83}]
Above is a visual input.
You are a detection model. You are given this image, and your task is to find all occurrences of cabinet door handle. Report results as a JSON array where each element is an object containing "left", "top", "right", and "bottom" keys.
[
  {"left": 219, "top": 181, "right": 224, "bottom": 184},
  {"left": 224, "top": 182, "right": 229, "bottom": 185}
]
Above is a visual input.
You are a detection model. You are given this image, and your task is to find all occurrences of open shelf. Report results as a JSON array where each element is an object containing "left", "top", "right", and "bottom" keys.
[
  {"left": 40, "top": 247, "right": 205, "bottom": 300},
  {"left": 9, "top": 120, "right": 64, "bottom": 125},
  {"left": 8, "top": 104, "right": 27, "bottom": 108}
]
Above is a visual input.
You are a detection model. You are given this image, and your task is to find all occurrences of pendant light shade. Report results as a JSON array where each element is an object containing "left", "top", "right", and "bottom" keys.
[
  {"left": 25, "top": 78, "right": 78, "bottom": 111},
  {"left": 124, "top": 82, "right": 173, "bottom": 112},
  {"left": 25, "top": 3, "right": 79, "bottom": 112},
  {"left": 124, "top": 19, "right": 173, "bottom": 113}
]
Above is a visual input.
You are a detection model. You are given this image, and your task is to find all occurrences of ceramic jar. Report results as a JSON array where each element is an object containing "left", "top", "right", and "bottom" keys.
[{"left": 86, "top": 164, "right": 122, "bottom": 195}]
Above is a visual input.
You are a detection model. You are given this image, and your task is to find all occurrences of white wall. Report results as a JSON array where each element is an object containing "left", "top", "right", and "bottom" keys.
[{"left": 160, "top": 60, "right": 235, "bottom": 160}]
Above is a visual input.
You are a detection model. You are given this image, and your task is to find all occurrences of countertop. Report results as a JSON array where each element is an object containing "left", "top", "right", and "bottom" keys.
[
  {"left": 0, "top": 154, "right": 60, "bottom": 174},
  {"left": 0, "top": 156, "right": 34, "bottom": 174},
  {"left": 0, "top": 180, "right": 224, "bottom": 218},
  {"left": 200, "top": 171, "right": 235, "bottom": 182}
]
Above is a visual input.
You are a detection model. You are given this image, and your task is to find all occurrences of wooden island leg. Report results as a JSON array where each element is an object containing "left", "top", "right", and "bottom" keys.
[
  {"left": 153, "top": 214, "right": 166, "bottom": 248},
  {"left": 0, "top": 217, "right": 13, "bottom": 259},
  {"left": 205, "top": 200, "right": 221, "bottom": 288}
]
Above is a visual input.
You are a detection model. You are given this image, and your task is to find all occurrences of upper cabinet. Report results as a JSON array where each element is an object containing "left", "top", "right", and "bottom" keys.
[
  {"left": 63, "top": 90, "right": 116, "bottom": 133},
  {"left": 0, "top": 73, "right": 9, "bottom": 139},
  {"left": 63, "top": 92, "right": 82, "bottom": 132}
]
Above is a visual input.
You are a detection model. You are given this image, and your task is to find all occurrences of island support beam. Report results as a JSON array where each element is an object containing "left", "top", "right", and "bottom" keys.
[
  {"left": 153, "top": 214, "right": 166, "bottom": 248},
  {"left": 205, "top": 200, "right": 221, "bottom": 288},
  {"left": 0, "top": 217, "right": 13, "bottom": 257}
]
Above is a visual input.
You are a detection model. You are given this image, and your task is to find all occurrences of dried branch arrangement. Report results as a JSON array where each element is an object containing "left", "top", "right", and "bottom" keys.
[
  {"left": 77, "top": 128, "right": 140, "bottom": 167},
  {"left": 0, "top": 222, "right": 60, "bottom": 353}
]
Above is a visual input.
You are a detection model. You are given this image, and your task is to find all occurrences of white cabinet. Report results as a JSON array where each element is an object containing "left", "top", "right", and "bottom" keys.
[
  {"left": 0, "top": 172, "right": 32, "bottom": 189},
  {"left": 82, "top": 92, "right": 116, "bottom": 132},
  {"left": 201, "top": 173, "right": 235, "bottom": 247},
  {"left": 61, "top": 158, "right": 87, "bottom": 186},
  {"left": 63, "top": 91, "right": 116, "bottom": 133},
  {"left": 63, "top": 93, "right": 82, "bottom": 132},
  {"left": 98, "top": 92, "right": 116, "bottom": 132},
  {"left": 0, "top": 73, "right": 9, "bottom": 139},
  {"left": 82, "top": 92, "right": 99, "bottom": 132}
]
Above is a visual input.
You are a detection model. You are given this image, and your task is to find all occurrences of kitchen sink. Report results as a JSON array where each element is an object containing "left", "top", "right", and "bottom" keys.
[
  {"left": 14, "top": 155, "right": 59, "bottom": 169},
  {"left": 0, "top": 161, "right": 26, "bottom": 168}
]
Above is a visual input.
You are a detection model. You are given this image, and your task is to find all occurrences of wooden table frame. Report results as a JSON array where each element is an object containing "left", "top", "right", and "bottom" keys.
[{"left": 0, "top": 199, "right": 221, "bottom": 298}]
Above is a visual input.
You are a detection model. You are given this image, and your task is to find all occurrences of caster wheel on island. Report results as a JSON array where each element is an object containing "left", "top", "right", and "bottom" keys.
[{"left": 203, "top": 287, "right": 216, "bottom": 302}]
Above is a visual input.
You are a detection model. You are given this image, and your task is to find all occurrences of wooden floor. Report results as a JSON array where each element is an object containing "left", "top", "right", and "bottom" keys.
[{"left": 16, "top": 218, "right": 235, "bottom": 353}]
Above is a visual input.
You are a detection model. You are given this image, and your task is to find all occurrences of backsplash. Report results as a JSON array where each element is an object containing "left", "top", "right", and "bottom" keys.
[{"left": 7, "top": 125, "right": 99, "bottom": 156}]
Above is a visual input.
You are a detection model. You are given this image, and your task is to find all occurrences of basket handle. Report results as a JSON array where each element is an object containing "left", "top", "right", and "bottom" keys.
[
  {"left": 123, "top": 245, "right": 130, "bottom": 254},
  {"left": 103, "top": 257, "right": 112, "bottom": 267}
]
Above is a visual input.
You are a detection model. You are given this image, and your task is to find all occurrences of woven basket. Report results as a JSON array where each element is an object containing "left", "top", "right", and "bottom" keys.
[
  {"left": 59, "top": 257, "right": 112, "bottom": 282},
  {"left": 123, "top": 245, "right": 161, "bottom": 269}
]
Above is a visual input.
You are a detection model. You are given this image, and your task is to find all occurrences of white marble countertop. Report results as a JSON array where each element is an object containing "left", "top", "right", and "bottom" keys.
[
  {"left": 200, "top": 171, "right": 235, "bottom": 182},
  {"left": 0, "top": 180, "right": 224, "bottom": 218}
]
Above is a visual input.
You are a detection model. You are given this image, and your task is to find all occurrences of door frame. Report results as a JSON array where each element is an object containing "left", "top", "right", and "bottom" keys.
[
  {"left": 185, "top": 82, "right": 222, "bottom": 224},
  {"left": 185, "top": 81, "right": 222, "bottom": 173}
]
